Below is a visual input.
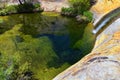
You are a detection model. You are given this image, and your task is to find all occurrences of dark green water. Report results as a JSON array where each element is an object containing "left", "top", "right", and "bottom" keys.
[{"left": 0, "top": 12, "right": 95, "bottom": 80}]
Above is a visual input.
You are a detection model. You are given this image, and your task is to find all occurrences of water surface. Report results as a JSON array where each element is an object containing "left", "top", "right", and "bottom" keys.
[{"left": 0, "top": 12, "right": 95, "bottom": 80}]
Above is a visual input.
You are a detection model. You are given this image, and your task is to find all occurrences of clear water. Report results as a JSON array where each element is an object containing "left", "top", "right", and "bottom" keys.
[{"left": 0, "top": 12, "right": 95, "bottom": 80}]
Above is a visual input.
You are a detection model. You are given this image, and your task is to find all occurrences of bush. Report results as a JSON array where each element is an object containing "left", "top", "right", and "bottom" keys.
[
  {"left": 34, "top": 3, "right": 40, "bottom": 8},
  {"left": 61, "top": 0, "right": 91, "bottom": 17},
  {"left": 0, "top": 5, "right": 18, "bottom": 15},
  {"left": 17, "top": 3, "right": 43, "bottom": 13},
  {"left": 0, "top": 9, "right": 8, "bottom": 16},
  {"left": 17, "top": 3, "right": 35, "bottom": 12},
  {"left": 61, "top": 7, "right": 76, "bottom": 16},
  {"left": 69, "top": 0, "right": 91, "bottom": 14},
  {"left": 6, "top": 5, "right": 17, "bottom": 13},
  {"left": 83, "top": 11, "right": 93, "bottom": 22},
  {"left": 0, "top": 3, "right": 43, "bottom": 16}
]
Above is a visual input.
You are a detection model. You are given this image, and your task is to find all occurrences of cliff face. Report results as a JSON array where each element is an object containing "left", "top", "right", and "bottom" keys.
[{"left": 53, "top": 0, "right": 120, "bottom": 80}]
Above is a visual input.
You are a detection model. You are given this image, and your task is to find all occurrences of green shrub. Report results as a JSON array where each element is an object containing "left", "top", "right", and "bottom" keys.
[
  {"left": 0, "top": 5, "right": 18, "bottom": 15},
  {"left": 16, "top": 3, "right": 35, "bottom": 12},
  {"left": 83, "top": 11, "right": 93, "bottom": 22},
  {"left": 62, "top": 7, "right": 74, "bottom": 13},
  {"left": 61, "top": 0, "right": 91, "bottom": 17},
  {"left": 34, "top": 3, "right": 40, "bottom": 8},
  {"left": 61, "top": 7, "right": 76, "bottom": 16},
  {"left": 5, "top": 5, "right": 17, "bottom": 13},
  {"left": 69, "top": 0, "right": 90, "bottom": 14},
  {"left": 16, "top": 3, "right": 42, "bottom": 13},
  {"left": 0, "top": 9, "right": 8, "bottom": 16},
  {"left": 0, "top": 3, "right": 42, "bottom": 16}
]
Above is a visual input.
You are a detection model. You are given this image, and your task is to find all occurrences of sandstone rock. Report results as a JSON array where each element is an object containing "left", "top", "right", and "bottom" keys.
[{"left": 90, "top": 0, "right": 120, "bottom": 25}]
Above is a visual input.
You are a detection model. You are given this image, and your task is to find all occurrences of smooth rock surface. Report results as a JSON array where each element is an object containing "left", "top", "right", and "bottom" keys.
[{"left": 91, "top": 0, "right": 120, "bottom": 25}]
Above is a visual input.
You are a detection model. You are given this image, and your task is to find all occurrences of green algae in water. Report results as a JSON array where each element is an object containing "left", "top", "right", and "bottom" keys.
[
  {"left": 0, "top": 13, "right": 95, "bottom": 80},
  {"left": 0, "top": 18, "right": 3, "bottom": 23},
  {"left": 42, "top": 12, "right": 60, "bottom": 16},
  {"left": 73, "top": 23, "right": 95, "bottom": 57},
  {"left": 0, "top": 24, "right": 70, "bottom": 80}
]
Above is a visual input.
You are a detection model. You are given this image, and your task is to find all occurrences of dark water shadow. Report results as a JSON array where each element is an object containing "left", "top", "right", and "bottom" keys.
[{"left": 37, "top": 34, "right": 84, "bottom": 68}]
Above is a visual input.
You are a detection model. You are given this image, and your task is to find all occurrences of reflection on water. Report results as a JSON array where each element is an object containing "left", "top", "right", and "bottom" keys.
[{"left": 0, "top": 12, "right": 95, "bottom": 80}]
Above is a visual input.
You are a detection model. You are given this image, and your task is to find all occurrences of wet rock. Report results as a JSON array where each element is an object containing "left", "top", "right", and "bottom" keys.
[{"left": 76, "top": 15, "right": 87, "bottom": 23}]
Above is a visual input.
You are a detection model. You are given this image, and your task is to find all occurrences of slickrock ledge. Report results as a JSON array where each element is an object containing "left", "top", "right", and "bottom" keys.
[
  {"left": 53, "top": 18, "right": 120, "bottom": 80},
  {"left": 91, "top": 0, "right": 120, "bottom": 25}
]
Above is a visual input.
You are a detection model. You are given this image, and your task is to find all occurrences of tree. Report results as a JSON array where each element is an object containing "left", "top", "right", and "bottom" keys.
[
  {"left": 18, "top": 0, "right": 27, "bottom": 5},
  {"left": 18, "top": 0, "right": 23, "bottom": 5},
  {"left": 18, "top": 0, "right": 35, "bottom": 4}
]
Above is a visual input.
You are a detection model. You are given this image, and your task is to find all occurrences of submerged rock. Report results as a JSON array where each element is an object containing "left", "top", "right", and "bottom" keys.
[{"left": 76, "top": 15, "right": 87, "bottom": 23}]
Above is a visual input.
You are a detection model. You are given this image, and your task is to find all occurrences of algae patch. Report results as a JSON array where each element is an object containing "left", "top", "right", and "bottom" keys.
[
  {"left": 0, "top": 24, "right": 70, "bottom": 80},
  {"left": 0, "top": 13, "right": 95, "bottom": 80}
]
